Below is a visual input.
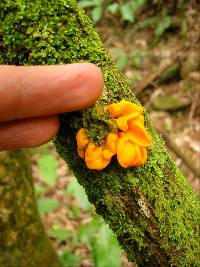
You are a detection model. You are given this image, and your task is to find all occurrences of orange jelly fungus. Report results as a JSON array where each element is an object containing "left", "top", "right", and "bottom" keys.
[
  {"left": 76, "top": 100, "right": 152, "bottom": 170},
  {"left": 85, "top": 143, "right": 111, "bottom": 170},
  {"left": 76, "top": 129, "right": 118, "bottom": 170},
  {"left": 117, "top": 131, "right": 148, "bottom": 168},
  {"left": 108, "top": 99, "right": 143, "bottom": 118},
  {"left": 76, "top": 128, "right": 89, "bottom": 159}
]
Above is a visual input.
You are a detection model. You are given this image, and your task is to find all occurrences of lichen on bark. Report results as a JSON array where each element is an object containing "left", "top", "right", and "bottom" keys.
[{"left": 0, "top": 0, "right": 200, "bottom": 266}]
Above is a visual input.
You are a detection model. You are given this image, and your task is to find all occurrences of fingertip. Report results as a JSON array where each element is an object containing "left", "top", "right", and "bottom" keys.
[
  {"left": 86, "top": 63, "right": 104, "bottom": 102},
  {"left": 70, "top": 63, "right": 104, "bottom": 110},
  {"left": 82, "top": 63, "right": 104, "bottom": 92}
]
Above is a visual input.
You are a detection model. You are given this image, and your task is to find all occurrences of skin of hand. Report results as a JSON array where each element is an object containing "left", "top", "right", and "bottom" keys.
[{"left": 0, "top": 63, "right": 104, "bottom": 151}]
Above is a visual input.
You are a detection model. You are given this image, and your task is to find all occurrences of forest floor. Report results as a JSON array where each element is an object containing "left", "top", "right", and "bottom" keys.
[{"left": 32, "top": 5, "right": 200, "bottom": 267}]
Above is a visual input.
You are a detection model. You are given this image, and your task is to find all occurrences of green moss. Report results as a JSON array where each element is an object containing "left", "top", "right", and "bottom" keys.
[{"left": 1, "top": 0, "right": 200, "bottom": 265}]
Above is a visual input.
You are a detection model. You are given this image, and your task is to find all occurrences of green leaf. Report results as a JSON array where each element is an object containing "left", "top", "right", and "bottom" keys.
[
  {"left": 91, "top": 6, "right": 103, "bottom": 24},
  {"left": 133, "top": 57, "right": 141, "bottom": 67},
  {"left": 78, "top": 0, "right": 99, "bottom": 8},
  {"left": 152, "top": 95, "right": 191, "bottom": 111},
  {"left": 35, "top": 185, "right": 47, "bottom": 195},
  {"left": 107, "top": 3, "right": 119, "bottom": 14},
  {"left": 155, "top": 17, "right": 171, "bottom": 37},
  {"left": 66, "top": 177, "right": 93, "bottom": 211},
  {"left": 140, "top": 16, "right": 159, "bottom": 28},
  {"left": 137, "top": 0, "right": 146, "bottom": 6},
  {"left": 77, "top": 215, "right": 121, "bottom": 266},
  {"left": 117, "top": 54, "right": 128, "bottom": 71},
  {"left": 77, "top": 224, "right": 90, "bottom": 245},
  {"left": 37, "top": 198, "right": 60, "bottom": 215},
  {"left": 92, "top": 223, "right": 121, "bottom": 267},
  {"left": 111, "top": 48, "right": 128, "bottom": 71},
  {"left": 87, "top": 215, "right": 103, "bottom": 236},
  {"left": 111, "top": 48, "right": 124, "bottom": 58},
  {"left": 59, "top": 251, "right": 81, "bottom": 267},
  {"left": 51, "top": 227, "right": 71, "bottom": 241},
  {"left": 68, "top": 206, "right": 81, "bottom": 219},
  {"left": 39, "top": 154, "right": 57, "bottom": 187},
  {"left": 78, "top": 215, "right": 103, "bottom": 245},
  {"left": 131, "top": 49, "right": 145, "bottom": 67},
  {"left": 120, "top": 3, "right": 134, "bottom": 22}
]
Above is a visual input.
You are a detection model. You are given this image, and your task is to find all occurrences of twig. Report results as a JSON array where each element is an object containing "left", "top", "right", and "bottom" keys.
[
  {"left": 156, "top": 127, "right": 200, "bottom": 179},
  {"left": 134, "top": 53, "right": 182, "bottom": 96}
]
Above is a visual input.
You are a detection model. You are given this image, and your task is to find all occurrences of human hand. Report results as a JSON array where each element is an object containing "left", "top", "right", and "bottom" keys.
[{"left": 0, "top": 63, "right": 103, "bottom": 151}]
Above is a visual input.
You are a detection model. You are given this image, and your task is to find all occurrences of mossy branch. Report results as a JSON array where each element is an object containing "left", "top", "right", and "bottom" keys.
[{"left": 0, "top": 1, "right": 200, "bottom": 266}]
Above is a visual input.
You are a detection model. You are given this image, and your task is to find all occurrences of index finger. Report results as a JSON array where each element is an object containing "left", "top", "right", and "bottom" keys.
[{"left": 0, "top": 63, "right": 103, "bottom": 122}]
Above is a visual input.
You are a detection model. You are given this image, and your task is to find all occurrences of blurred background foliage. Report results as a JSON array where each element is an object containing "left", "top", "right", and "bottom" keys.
[
  {"left": 78, "top": 0, "right": 184, "bottom": 42},
  {"left": 34, "top": 148, "right": 121, "bottom": 267},
  {"left": 32, "top": 1, "right": 199, "bottom": 266}
]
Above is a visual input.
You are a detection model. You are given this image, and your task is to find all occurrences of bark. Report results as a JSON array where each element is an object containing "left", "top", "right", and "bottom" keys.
[
  {"left": 0, "top": 1, "right": 200, "bottom": 266},
  {"left": 0, "top": 150, "right": 62, "bottom": 267}
]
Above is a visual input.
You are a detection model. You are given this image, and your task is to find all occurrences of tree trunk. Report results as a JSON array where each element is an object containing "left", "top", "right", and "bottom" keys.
[
  {"left": 0, "top": 1, "right": 200, "bottom": 266},
  {"left": 0, "top": 150, "right": 63, "bottom": 267}
]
